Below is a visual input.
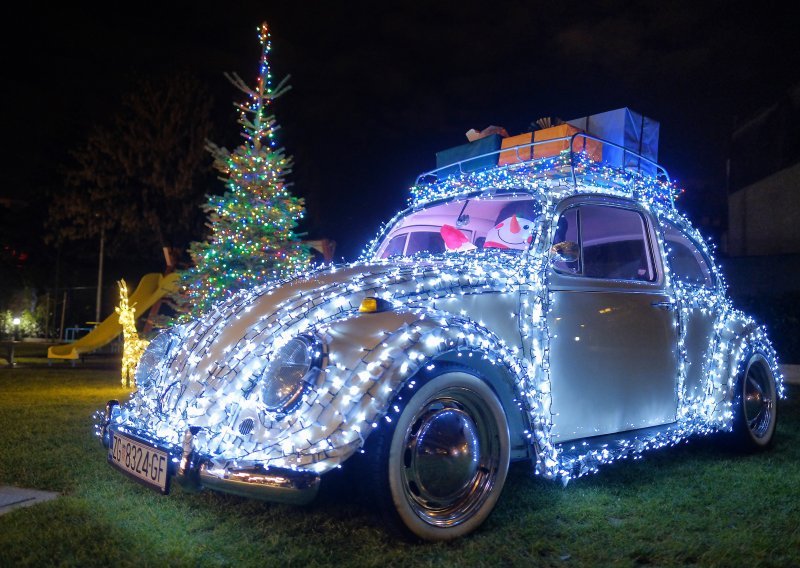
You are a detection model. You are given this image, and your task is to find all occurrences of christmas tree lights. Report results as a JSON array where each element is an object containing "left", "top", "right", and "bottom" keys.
[{"left": 180, "top": 22, "right": 308, "bottom": 318}]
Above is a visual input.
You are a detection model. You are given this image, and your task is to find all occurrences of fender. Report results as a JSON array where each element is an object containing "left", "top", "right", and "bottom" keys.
[
  {"left": 204, "top": 306, "right": 537, "bottom": 475},
  {"left": 705, "top": 309, "right": 783, "bottom": 429},
  {"left": 120, "top": 251, "right": 548, "bottom": 480},
  {"left": 323, "top": 308, "right": 535, "bottom": 463}
]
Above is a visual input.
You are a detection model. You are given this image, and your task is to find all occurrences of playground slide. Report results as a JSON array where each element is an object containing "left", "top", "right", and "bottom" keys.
[{"left": 47, "top": 272, "right": 180, "bottom": 360}]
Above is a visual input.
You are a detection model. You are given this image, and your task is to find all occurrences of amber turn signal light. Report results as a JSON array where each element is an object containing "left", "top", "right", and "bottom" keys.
[{"left": 359, "top": 297, "right": 392, "bottom": 313}]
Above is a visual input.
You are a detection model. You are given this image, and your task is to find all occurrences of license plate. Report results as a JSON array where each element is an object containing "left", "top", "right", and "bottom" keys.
[{"left": 109, "top": 431, "right": 170, "bottom": 493}]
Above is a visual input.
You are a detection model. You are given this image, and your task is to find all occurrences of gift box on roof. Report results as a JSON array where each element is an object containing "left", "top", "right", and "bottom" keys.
[
  {"left": 498, "top": 132, "right": 533, "bottom": 165},
  {"left": 532, "top": 124, "right": 603, "bottom": 161},
  {"left": 533, "top": 124, "right": 578, "bottom": 159},
  {"left": 572, "top": 130, "right": 604, "bottom": 161},
  {"left": 567, "top": 107, "right": 659, "bottom": 175},
  {"left": 466, "top": 125, "right": 508, "bottom": 141},
  {"left": 435, "top": 133, "right": 505, "bottom": 177}
]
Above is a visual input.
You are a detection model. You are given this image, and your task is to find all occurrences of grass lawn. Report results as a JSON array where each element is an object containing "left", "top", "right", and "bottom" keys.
[{"left": 0, "top": 366, "right": 798, "bottom": 567}]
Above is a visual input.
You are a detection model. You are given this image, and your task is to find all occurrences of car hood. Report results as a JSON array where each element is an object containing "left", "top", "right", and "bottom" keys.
[{"left": 124, "top": 251, "right": 531, "bottom": 453}]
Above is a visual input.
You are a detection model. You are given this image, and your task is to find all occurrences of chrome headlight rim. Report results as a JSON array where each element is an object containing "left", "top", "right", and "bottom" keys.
[
  {"left": 135, "top": 328, "right": 179, "bottom": 388},
  {"left": 260, "top": 334, "right": 325, "bottom": 414}
]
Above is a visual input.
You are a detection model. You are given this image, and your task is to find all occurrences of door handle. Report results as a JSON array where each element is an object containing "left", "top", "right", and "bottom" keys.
[{"left": 651, "top": 300, "right": 676, "bottom": 311}]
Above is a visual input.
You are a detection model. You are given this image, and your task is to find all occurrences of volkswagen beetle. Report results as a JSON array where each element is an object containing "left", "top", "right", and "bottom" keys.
[{"left": 99, "top": 136, "right": 783, "bottom": 541}]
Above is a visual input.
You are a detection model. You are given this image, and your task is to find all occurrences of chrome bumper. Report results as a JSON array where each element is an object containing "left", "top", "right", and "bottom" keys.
[{"left": 101, "top": 401, "right": 320, "bottom": 506}]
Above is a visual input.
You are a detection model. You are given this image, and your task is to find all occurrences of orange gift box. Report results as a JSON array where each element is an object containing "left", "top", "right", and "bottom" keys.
[
  {"left": 533, "top": 124, "right": 602, "bottom": 161},
  {"left": 572, "top": 131, "right": 603, "bottom": 162},
  {"left": 498, "top": 132, "right": 533, "bottom": 165}
]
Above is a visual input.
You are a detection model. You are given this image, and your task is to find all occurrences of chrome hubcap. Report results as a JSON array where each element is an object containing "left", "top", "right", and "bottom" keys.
[
  {"left": 400, "top": 388, "right": 499, "bottom": 527},
  {"left": 744, "top": 362, "right": 774, "bottom": 439},
  {"left": 407, "top": 408, "right": 480, "bottom": 502}
]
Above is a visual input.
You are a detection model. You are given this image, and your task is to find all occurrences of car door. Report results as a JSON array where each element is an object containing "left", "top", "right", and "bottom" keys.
[{"left": 547, "top": 197, "right": 679, "bottom": 442}]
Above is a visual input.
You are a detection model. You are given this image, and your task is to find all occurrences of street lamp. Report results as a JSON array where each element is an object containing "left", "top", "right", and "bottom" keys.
[{"left": 10, "top": 316, "right": 21, "bottom": 366}]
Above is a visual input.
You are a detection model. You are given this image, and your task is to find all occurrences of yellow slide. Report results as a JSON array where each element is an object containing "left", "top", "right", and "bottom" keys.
[{"left": 47, "top": 272, "right": 180, "bottom": 360}]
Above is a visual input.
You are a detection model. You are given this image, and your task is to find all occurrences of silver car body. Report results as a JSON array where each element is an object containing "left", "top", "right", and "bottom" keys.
[{"left": 102, "top": 147, "right": 783, "bottom": 499}]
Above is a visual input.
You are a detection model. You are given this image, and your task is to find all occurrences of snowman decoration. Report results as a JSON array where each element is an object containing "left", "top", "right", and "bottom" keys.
[{"left": 484, "top": 214, "right": 535, "bottom": 250}]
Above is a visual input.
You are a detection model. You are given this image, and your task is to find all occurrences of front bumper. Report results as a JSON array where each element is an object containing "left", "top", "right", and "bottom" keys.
[{"left": 101, "top": 401, "right": 320, "bottom": 506}]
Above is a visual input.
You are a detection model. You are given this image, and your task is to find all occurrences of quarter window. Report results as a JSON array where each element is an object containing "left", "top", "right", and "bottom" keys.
[
  {"left": 381, "top": 234, "right": 407, "bottom": 258},
  {"left": 663, "top": 223, "right": 714, "bottom": 288}
]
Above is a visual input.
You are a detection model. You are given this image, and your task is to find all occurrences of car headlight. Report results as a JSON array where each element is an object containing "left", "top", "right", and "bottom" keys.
[
  {"left": 260, "top": 336, "right": 322, "bottom": 412},
  {"left": 135, "top": 329, "right": 179, "bottom": 388}
]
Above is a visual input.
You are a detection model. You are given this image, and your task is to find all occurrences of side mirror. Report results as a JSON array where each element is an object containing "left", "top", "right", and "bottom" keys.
[{"left": 551, "top": 241, "right": 580, "bottom": 263}]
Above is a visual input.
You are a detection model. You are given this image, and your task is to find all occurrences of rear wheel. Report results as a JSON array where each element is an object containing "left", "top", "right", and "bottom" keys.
[
  {"left": 732, "top": 353, "right": 777, "bottom": 449},
  {"left": 364, "top": 370, "right": 511, "bottom": 541}
]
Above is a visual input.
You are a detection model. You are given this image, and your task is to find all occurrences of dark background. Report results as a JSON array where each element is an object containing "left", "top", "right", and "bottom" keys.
[{"left": 3, "top": 1, "right": 798, "bottom": 273}]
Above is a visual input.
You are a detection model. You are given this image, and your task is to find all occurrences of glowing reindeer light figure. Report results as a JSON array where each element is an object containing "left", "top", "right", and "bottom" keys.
[{"left": 116, "top": 280, "right": 149, "bottom": 388}]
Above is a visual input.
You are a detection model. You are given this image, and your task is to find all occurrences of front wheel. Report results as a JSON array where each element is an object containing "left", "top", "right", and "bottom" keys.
[
  {"left": 732, "top": 352, "right": 778, "bottom": 450},
  {"left": 363, "top": 370, "right": 511, "bottom": 541}
]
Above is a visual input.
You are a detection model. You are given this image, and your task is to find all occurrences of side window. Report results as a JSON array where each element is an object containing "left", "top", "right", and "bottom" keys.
[
  {"left": 406, "top": 231, "right": 446, "bottom": 255},
  {"left": 552, "top": 208, "right": 579, "bottom": 274},
  {"left": 579, "top": 205, "right": 655, "bottom": 281},
  {"left": 381, "top": 233, "right": 407, "bottom": 258},
  {"left": 663, "top": 223, "right": 714, "bottom": 288}
]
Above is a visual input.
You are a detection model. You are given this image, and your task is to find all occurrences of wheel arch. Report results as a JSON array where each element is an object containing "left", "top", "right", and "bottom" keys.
[
  {"left": 315, "top": 307, "right": 537, "bottom": 472},
  {"left": 718, "top": 316, "right": 784, "bottom": 408},
  {"left": 430, "top": 350, "right": 533, "bottom": 461}
]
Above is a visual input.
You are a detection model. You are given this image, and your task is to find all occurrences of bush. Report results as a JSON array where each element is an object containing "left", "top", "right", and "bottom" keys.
[{"left": 0, "top": 310, "right": 40, "bottom": 338}]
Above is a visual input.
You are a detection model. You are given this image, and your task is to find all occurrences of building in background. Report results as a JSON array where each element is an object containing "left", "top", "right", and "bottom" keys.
[
  {"left": 727, "top": 83, "right": 800, "bottom": 258},
  {"left": 723, "top": 84, "right": 800, "bottom": 363}
]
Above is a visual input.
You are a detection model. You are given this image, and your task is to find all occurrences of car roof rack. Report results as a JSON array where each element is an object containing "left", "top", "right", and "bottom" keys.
[{"left": 414, "top": 133, "right": 674, "bottom": 208}]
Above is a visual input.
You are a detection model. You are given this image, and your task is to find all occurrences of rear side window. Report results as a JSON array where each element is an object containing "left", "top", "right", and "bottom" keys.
[
  {"left": 381, "top": 234, "right": 407, "bottom": 258},
  {"left": 552, "top": 204, "right": 656, "bottom": 282},
  {"left": 663, "top": 223, "right": 714, "bottom": 288}
]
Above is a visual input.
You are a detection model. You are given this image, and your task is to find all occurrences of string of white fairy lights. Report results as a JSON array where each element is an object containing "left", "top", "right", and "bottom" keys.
[{"left": 103, "top": 151, "right": 784, "bottom": 483}]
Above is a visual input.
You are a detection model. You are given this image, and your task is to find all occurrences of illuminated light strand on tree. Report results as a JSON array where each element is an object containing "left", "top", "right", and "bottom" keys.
[{"left": 179, "top": 22, "right": 309, "bottom": 318}]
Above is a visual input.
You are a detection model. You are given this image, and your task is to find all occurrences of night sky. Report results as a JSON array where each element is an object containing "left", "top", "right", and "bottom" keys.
[{"left": 6, "top": 1, "right": 799, "bottom": 264}]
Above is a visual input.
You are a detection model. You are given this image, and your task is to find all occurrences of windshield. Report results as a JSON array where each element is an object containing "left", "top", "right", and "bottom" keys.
[{"left": 374, "top": 194, "right": 542, "bottom": 259}]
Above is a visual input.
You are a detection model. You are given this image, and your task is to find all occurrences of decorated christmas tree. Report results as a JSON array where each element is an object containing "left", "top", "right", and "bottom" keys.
[{"left": 181, "top": 22, "right": 309, "bottom": 318}]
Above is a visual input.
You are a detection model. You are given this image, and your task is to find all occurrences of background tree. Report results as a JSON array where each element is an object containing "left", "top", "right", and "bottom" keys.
[
  {"left": 179, "top": 22, "right": 309, "bottom": 318},
  {"left": 47, "top": 73, "right": 214, "bottom": 267}
]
